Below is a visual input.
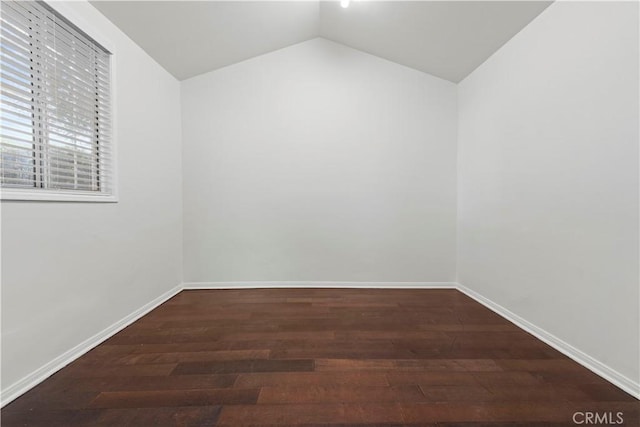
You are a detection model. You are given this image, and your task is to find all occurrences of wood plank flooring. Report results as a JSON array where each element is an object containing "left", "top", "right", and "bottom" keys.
[{"left": 2, "top": 289, "right": 638, "bottom": 426}]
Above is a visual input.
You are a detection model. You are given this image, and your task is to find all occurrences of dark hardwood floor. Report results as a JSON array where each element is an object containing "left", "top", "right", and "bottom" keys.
[{"left": 2, "top": 289, "right": 638, "bottom": 426}]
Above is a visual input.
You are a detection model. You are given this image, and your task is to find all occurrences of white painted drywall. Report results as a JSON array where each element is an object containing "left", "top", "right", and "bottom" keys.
[
  {"left": 458, "top": 1, "right": 639, "bottom": 385},
  {"left": 1, "top": 1, "right": 183, "bottom": 391},
  {"left": 182, "top": 38, "right": 457, "bottom": 282}
]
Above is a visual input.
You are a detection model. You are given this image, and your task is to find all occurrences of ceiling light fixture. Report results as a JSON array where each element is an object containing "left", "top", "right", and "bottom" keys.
[{"left": 341, "top": 0, "right": 350, "bottom": 8}]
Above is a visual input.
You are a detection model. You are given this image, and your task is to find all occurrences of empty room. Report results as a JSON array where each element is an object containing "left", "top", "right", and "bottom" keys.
[{"left": 0, "top": 0, "right": 638, "bottom": 425}]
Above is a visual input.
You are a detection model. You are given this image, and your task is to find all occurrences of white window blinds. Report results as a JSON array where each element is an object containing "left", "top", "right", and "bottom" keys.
[{"left": 0, "top": 0, "right": 112, "bottom": 196}]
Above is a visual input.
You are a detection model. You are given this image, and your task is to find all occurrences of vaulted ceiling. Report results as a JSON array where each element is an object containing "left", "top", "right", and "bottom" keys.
[{"left": 91, "top": 1, "right": 552, "bottom": 82}]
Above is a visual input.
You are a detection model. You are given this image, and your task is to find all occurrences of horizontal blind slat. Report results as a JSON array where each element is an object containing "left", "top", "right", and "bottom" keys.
[
  {"left": 39, "top": 69, "right": 110, "bottom": 96},
  {"left": 37, "top": 45, "right": 110, "bottom": 82},
  {"left": 0, "top": 54, "right": 35, "bottom": 78},
  {"left": 1, "top": 122, "right": 35, "bottom": 138},
  {"left": 2, "top": 149, "right": 112, "bottom": 168},
  {"left": 0, "top": 102, "right": 34, "bottom": 122},
  {"left": 0, "top": 180, "right": 35, "bottom": 187},
  {"left": 43, "top": 142, "right": 113, "bottom": 161},
  {"left": 0, "top": 30, "right": 34, "bottom": 57},
  {"left": 45, "top": 165, "right": 113, "bottom": 179},
  {"left": 1, "top": 150, "right": 36, "bottom": 162},
  {"left": 1, "top": 114, "right": 35, "bottom": 130},
  {"left": 26, "top": 0, "right": 110, "bottom": 55},
  {"left": 1, "top": 0, "right": 112, "bottom": 195},
  {"left": 1, "top": 140, "right": 35, "bottom": 152},
  {"left": 0, "top": 71, "right": 34, "bottom": 91}
]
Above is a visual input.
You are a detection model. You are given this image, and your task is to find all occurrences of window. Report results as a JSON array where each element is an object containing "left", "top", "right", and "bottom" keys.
[{"left": 0, "top": 0, "right": 114, "bottom": 201}]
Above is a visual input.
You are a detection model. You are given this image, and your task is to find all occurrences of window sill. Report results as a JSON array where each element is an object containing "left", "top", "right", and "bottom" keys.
[{"left": 1, "top": 189, "right": 118, "bottom": 203}]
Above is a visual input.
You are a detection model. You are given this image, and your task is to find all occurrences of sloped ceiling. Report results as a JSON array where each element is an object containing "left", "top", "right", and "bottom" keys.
[
  {"left": 90, "top": 1, "right": 320, "bottom": 81},
  {"left": 91, "top": 1, "right": 551, "bottom": 82},
  {"left": 320, "top": 1, "right": 552, "bottom": 82}
]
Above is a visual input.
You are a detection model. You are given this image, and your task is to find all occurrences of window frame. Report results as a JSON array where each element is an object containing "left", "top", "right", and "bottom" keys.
[{"left": 1, "top": 0, "right": 118, "bottom": 203}]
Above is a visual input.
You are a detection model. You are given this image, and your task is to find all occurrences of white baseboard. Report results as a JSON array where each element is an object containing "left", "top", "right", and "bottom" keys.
[
  {"left": 0, "top": 284, "right": 183, "bottom": 407},
  {"left": 3, "top": 281, "right": 637, "bottom": 407},
  {"left": 183, "top": 281, "right": 457, "bottom": 289},
  {"left": 456, "top": 283, "right": 640, "bottom": 400}
]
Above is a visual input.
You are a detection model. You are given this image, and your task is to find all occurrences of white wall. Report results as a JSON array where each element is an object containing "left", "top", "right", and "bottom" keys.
[
  {"left": 181, "top": 38, "right": 457, "bottom": 283},
  {"left": 3, "top": 0, "right": 637, "bottom": 404},
  {"left": 1, "top": 1, "right": 183, "bottom": 393},
  {"left": 458, "top": 0, "right": 639, "bottom": 387}
]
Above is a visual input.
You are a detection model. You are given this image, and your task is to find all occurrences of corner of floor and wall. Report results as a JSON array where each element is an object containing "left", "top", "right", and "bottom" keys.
[
  {"left": 0, "top": 0, "right": 185, "bottom": 406},
  {"left": 1, "top": 0, "right": 638, "bottom": 408}
]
